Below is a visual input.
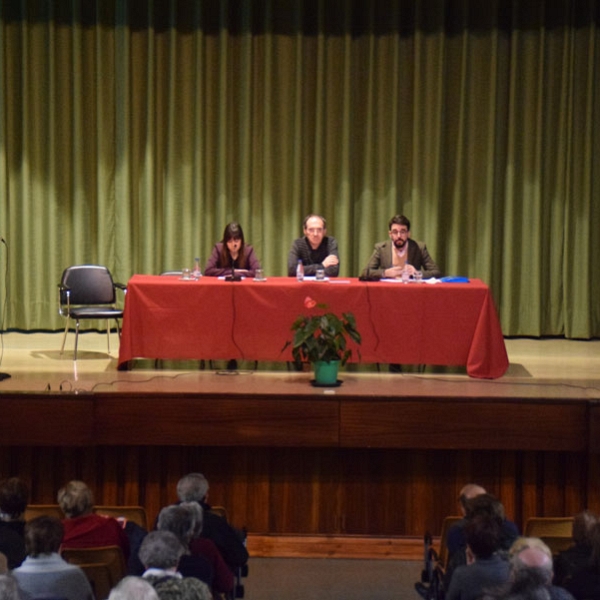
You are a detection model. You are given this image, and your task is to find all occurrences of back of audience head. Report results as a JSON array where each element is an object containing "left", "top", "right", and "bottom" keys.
[
  {"left": 458, "top": 483, "right": 486, "bottom": 515},
  {"left": 0, "top": 477, "right": 29, "bottom": 521},
  {"left": 572, "top": 509, "right": 597, "bottom": 548},
  {"left": 511, "top": 543, "right": 554, "bottom": 586},
  {"left": 0, "top": 574, "right": 20, "bottom": 600},
  {"left": 588, "top": 519, "right": 600, "bottom": 570},
  {"left": 465, "top": 514, "right": 503, "bottom": 559},
  {"left": 176, "top": 473, "right": 209, "bottom": 503},
  {"left": 24, "top": 516, "right": 63, "bottom": 557},
  {"left": 108, "top": 576, "right": 160, "bottom": 600},
  {"left": 157, "top": 503, "right": 202, "bottom": 546},
  {"left": 466, "top": 493, "right": 505, "bottom": 523},
  {"left": 139, "top": 530, "right": 185, "bottom": 571},
  {"left": 57, "top": 480, "right": 94, "bottom": 518}
]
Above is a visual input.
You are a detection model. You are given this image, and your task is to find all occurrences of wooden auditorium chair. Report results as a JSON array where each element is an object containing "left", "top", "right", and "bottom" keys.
[{"left": 524, "top": 516, "right": 574, "bottom": 555}]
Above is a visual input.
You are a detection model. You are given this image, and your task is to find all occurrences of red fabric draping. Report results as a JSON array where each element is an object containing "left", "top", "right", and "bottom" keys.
[{"left": 118, "top": 276, "right": 509, "bottom": 378}]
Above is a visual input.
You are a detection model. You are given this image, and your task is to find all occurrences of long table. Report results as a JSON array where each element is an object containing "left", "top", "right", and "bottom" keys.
[{"left": 117, "top": 275, "right": 508, "bottom": 378}]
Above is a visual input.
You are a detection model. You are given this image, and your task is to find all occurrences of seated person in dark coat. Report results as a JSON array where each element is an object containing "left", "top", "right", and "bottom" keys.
[
  {"left": 157, "top": 502, "right": 234, "bottom": 596},
  {"left": 553, "top": 510, "right": 596, "bottom": 589},
  {"left": 556, "top": 514, "right": 600, "bottom": 600},
  {"left": 139, "top": 531, "right": 211, "bottom": 600},
  {"left": 176, "top": 473, "right": 248, "bottom": 572},
  {"left": 446, "top": 514, "right": 511, "bottom": 600},
  {"left": 287, "top": 214, "right": 339, "bottom": 278},
  {"left": 0, "top": 477, "right": 28, "bottom": 569},
  {"left": 445, "top": 486, "right": 519, "bottom": 590}
]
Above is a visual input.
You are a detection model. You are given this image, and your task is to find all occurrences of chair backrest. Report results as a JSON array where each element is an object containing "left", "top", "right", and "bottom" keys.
[
  {"left": 438, "top": 515, "right": 463, "bottom": 570},
  {"left": 524, "top": 516, "right": 574, "bottom": 555},
  {"left": 209, "top": 505, "right": 229, "bottom": 521},
  {"left": 75, "top": 563, "right": 114, "bottom": 600},
  {"left": 60, "top": 265, "right": 117, "bottom": 305},
  {"left": 94, "top": 505, "right": 148, "bottom": 530},
  {"left": 24, "top": 504, "right": 64, "bottom": 521},
  {"left": 61, "top": 546, "right": 126, "bottom": 599}
]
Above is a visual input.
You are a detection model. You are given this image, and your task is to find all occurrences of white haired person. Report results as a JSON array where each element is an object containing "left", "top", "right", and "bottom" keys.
[
  {"left": 139, "top": 531, "right": 212, "bottom": 600},
  {"left": 176, "top": 473, "right": 248, "bottom": 572},
  {"left": 108, "top": 576, "right": 159, "bottom": 600}
]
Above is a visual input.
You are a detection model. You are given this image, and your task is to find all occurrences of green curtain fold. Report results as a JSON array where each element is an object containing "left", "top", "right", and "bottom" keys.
[{"left": 1, "top": 0, "right": 598, "bottom": 337}]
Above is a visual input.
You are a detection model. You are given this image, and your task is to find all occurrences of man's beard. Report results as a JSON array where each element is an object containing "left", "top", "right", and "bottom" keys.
[{"left": 394, "top": 238, "right": 407, "bottom": 249}]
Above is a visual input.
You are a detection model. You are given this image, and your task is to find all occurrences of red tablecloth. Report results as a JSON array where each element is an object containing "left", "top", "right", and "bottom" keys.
[{"left": 118, "top": 276, "right": 509, "bottom": 378}]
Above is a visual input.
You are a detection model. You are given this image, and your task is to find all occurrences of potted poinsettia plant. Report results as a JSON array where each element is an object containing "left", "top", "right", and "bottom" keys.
[{"left": 283, "top": 296, "right": 361, "bottom": 385}]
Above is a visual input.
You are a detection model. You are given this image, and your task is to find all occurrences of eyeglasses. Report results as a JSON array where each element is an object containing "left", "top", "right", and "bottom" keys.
[
  {"left": 390, "top": 229, "right": 408, "bottom": 237},
  {"left": 306, "top": 228, "right": 324, "bottom": 234}
]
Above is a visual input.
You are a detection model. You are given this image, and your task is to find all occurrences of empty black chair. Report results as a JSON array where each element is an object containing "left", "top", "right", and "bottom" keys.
[{"left": 58, "top": 265, "right": 127, "bottom": 360}]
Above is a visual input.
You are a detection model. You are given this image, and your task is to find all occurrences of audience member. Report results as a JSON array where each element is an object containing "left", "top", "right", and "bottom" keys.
[
  {"left": 0, "top": 574, "right": 20, "bottom": 600},
  {"left": 557, "top": 517, "right": 600, "bottom": 599},
  {"left": 287, "top": 214, "right": 339, "bottom": 277},
  {"left": 139, "top": 530, "right": 212, "bottom": 600},
  {"left": 176, "top": 473, "right": 248, "bottom": 571},
  {"left": 446, "top": 514, "right": 511, "bottom": 600},
  {"left": 0, "top": 477, "right": 28, "bottom": 536},
  {"left": 553, "top": 510, "right": 596, "bottom": 588},
  {"left": 445, "top": 487, "right": 519, "bottom": 590},
  {"left": 58, "top": 480, "right": 130, "bottom": 560},
  {"left": 158, "top": 503, "right": 233, "bottom": 596},
  {"left": 360, "top": 214, "right": 441, "bottom": 280},
  {"left": 12, "top": 515, "right": 94, "bottom": 600},
  {"left": 108, "top": 576, "right": 160, "bottom": 600},
  {"left": 483, "top": 540, "right": 575, "bottom": 600},
  {"left": 204, "top": 221, "right": 261, "bottom": 278},
  {"left": 0, "top": 478, "right": 27, "bottom": 569}
]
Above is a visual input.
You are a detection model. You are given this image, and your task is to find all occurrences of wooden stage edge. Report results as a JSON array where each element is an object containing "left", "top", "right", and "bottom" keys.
[
  {"left": 1, "top": 369, "right": 600, "bottom": 450},
  {"left": 247, "top": 533, "right": 424, "bottom": 560}
]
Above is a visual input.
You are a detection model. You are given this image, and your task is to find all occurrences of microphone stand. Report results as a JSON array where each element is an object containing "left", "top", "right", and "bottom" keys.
[
  {"left": 225, "top": 255, "right": 241, "bottom": 282},
  {"left": 0, "top": 238, "right": 10, "bottom": 380}
]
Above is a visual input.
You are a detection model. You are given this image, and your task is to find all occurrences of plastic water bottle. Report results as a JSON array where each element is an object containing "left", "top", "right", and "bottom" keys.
[
  {"left": 401, "top": 264, "right": 410, "bottom": 284},
  {"left": 296, "top": 260, "right": 304, "bottom": 281},
  {"left": 192, "top": 257, "right": 202, "bottom": 279}
]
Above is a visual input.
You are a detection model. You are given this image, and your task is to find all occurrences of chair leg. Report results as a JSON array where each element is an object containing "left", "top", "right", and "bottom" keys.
[
  {"left": 106, "top": 319, "right": 111, "bottom": 355},
  {"left": 74, "top": 320, "right": 81, "bottom": 361},
  {"left": 60, "top": 317, "right": 71, "bottom": 355}
]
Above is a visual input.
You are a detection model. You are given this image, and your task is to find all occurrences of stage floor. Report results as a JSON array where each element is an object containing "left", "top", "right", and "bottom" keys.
[{"left": 0, "top": 332, "right": 598, "bottom": 400}]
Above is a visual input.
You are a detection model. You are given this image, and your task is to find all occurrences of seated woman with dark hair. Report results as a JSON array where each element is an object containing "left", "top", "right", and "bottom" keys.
[
  {"left": 0, "top": 477, "right": 28, "bottom": 569},
  {"left": 58, "top": 480, "right": 130, "bottom": 561},
  {"left": 204, "top": 222, "right": 261, "bottom": 278},
  {"left": 12, "top": 515, "right": 94, "bottom": 600}
]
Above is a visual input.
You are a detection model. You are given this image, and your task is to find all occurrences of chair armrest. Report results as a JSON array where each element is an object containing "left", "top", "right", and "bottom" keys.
[{"left": 114, "top": 283, "right": 127, "bottom": 298}]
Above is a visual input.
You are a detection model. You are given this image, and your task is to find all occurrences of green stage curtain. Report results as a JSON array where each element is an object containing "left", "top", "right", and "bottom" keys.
[{"left": 0, "top": 1, "right": 598, "bottom": 337}]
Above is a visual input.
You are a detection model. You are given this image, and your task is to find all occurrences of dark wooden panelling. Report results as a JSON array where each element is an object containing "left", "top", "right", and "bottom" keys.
[
  {"left": 0, "top": 391, "right": 596, "bottom": 540},
  {"left": 0, "top": 446, "right": 592, "bottom": 538},
  {"left": 340, "top": 399, "right": 589, "bottom": 451},
  {"left": 93, "top": 395, "right": 340, "bottom": 447},
  {"left": 0, "top": 397, "right": 94, "bottom": 446}
]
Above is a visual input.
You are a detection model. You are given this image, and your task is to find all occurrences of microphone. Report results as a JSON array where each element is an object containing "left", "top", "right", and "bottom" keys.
[{"left": 225, "top": 255, "right": 241, "bottom": 282}]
